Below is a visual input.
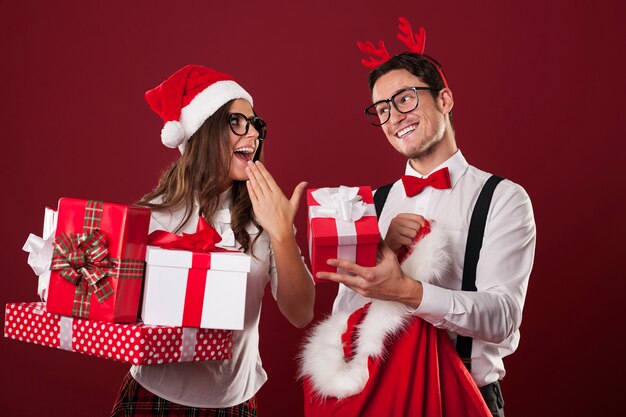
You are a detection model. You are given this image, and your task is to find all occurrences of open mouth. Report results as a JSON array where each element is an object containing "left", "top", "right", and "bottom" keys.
[
  {"left": 233, "top": 146, "right": 255, "bottom": 162},
  {"left": 396, "top": 123, "right": 418, "bottom": 139}
]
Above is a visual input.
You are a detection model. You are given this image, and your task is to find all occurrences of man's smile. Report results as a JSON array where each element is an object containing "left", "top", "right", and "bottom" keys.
[{"left": 396, "top": 123, "right": 419, "bottom": 138}]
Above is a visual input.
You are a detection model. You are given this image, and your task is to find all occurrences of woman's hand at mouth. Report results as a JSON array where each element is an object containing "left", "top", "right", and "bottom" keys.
[{"left": 245, "top": 161, "right": 307, "bottom": 242}]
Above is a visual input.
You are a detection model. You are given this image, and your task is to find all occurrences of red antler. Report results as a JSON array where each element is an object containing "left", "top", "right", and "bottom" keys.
[
  {"left": 396, "top": 16, "right": 426, "bottom": 54},
  {"left": 357, "top": 40, "right": 391, "bottom": 69}
]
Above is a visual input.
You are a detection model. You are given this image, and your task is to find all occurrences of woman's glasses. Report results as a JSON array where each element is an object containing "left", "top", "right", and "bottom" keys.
[{"left": 228, "top": 113, "right": 267, "bottom": 140}]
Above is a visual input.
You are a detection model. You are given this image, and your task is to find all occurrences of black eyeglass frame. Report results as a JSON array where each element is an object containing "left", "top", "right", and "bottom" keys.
[
  {"left": 227, "top": 113, "right": 267, "bottom": 140},
  {"left": 364, "top": 86, "right": 439, "bottom": 126}
]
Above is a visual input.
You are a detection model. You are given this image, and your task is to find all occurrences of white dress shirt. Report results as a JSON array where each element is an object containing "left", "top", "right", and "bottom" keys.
[
  {"left": 131, "top": 188, "right": 279, "bottom": 407},
  {"left": 333, "top": 150, "right": 536, "bottom": 387}
]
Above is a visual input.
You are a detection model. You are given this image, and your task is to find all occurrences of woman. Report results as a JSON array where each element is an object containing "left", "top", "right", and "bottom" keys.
[{"left": 111, "top": 65, "right": 315, "bottom": 416}]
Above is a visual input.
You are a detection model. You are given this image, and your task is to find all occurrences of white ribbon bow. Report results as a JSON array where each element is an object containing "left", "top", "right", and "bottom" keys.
[
  {"left": 22, "top": 207, "right": 58, "bottom": 301},
  {"left": 309, "top": 187, "right": 377, "bottom": 275},
  {"left": 310, "top": 186, "right": 368, "bottom": 222}
]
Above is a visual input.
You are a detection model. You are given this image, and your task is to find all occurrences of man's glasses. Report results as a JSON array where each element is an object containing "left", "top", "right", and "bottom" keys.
[
  {"left": 228, "top": 113, "right": 267, "bottom": 140},
  {"left": 365, "top": 87, "right": 438, "bottom": 126}
]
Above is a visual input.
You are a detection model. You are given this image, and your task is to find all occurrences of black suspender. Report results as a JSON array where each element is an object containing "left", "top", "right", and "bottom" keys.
[
  {"left": 374, "top": 175, "right": 505, "bottom": 371},
  {"left": 373, "top": 183, "right": 393, "bottom": 219},
  {"left": 456, "top": 175, "right": 504, "bottom": 370}
]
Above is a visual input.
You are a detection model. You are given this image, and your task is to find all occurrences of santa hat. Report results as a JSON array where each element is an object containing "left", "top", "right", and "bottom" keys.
[{"left": 145, "top": 64, "right": 253, "bottom": 151}]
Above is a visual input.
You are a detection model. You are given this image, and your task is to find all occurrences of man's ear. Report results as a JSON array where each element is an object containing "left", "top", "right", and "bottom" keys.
[{"left": 438, "top": 88, "right": 454, "bottom": 115}]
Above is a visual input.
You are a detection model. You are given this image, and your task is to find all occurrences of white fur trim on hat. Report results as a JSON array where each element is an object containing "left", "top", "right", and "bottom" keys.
[
  {"left": 161, "top": 121, "right": 186, "bottom": 148},
  {"left": 179, "top": 80, "right": 253, "bottom": 143}
]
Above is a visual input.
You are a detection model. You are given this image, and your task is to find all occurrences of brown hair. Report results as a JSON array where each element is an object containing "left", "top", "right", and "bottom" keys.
[
  {"left": 138, "top": 99, "right": 263, "bottom": 253},
  {"left": 368, "top": 52, "right": 453, "bottom": 126}
]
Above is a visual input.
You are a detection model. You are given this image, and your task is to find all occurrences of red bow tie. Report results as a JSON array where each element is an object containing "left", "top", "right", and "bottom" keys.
[{"left": 401, "top": 167, "right": 451, "bottom": 197}]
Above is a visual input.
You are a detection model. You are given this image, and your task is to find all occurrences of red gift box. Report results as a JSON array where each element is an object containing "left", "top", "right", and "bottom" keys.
[
  {"left": 46, "top": 198, "right": 150, "bottom": 322},
  {"left": 4, "top": 302, "right": 232, "bottom": 365},
  {"left": 307, "top": 186, "right": 380, "bottom": 281}
]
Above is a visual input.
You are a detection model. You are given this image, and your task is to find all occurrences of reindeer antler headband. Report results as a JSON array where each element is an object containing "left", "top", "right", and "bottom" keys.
[{"left": 357, "top": 16, "right": 449, "bottom": 89}]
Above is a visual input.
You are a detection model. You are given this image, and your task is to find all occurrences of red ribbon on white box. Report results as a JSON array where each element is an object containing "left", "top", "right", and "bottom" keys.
[
  {"left": 309, "top": 187, "right": 376, "bottom": 273},
  {"left": 182, "top": 254, "right": 213, "bottom": 328}
]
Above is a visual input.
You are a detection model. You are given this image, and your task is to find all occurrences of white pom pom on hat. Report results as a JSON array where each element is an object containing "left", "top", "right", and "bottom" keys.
[
  {"left": 161, "top": 121, "right": 186, "bottom": 148},
  {"left": 145, "top": 65, "right": 253, "bottom": 152}
]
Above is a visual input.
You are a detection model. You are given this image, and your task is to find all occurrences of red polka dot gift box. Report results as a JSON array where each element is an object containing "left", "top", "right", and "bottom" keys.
[{"left": 4, "top": 302, "right": 233, "bottom": 365}]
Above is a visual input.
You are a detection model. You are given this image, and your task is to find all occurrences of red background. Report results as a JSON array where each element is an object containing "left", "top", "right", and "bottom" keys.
[{"left": 1, "top": 1, "right": 624, "bottom": 416}]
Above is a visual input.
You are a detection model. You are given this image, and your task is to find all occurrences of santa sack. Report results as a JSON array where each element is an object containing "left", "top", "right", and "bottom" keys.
[{"left": 300, "top": 221, "right": 491, "bottom": 417}]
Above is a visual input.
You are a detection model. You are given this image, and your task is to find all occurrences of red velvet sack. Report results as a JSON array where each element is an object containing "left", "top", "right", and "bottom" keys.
[{"left": 303, "top": 310, "right": 491, "bottom": 417}]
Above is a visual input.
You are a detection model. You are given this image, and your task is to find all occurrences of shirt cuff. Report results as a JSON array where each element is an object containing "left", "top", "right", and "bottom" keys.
[{"left": 405, "top": 281, "right": 452, "bottom": 322}]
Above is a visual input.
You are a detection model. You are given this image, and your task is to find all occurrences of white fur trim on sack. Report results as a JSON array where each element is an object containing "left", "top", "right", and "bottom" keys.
[{"left": 299, "top": 301, "right": 407, "bottom": 400}]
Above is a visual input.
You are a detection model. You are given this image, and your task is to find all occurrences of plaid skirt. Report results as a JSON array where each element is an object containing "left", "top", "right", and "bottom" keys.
[{"left": 110, "top": 372, "right": 257, "bottom": 417}]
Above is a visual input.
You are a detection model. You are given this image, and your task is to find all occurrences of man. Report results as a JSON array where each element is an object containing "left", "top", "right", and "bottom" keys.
[{"left": 317, "top": 52, "right": 536, "bottom": 417}]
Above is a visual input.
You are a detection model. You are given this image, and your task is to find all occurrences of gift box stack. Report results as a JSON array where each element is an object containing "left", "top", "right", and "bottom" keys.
[
  {"left": 5, "top": 197, "right": 251, "bottom": 365},
  {"left": 307, "top": 186, "right": 381, "bottom": 282}
]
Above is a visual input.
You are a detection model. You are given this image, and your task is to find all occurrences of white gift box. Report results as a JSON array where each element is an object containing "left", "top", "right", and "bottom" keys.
[{"left": 141, "top": 246, "right": 250, "bottom": 330}]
